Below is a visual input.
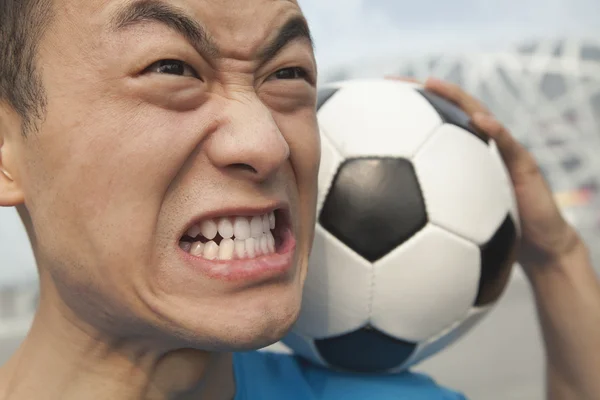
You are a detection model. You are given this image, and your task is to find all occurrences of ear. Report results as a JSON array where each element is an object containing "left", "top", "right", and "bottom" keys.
[{"left": 0, "top": 107, "right": 25, "bottom": 207}]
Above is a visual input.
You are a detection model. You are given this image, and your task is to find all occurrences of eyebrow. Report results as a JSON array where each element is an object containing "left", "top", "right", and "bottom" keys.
[
  {"left": 110, "top": 0, "right": 314, "bottom": 64},
  {"left": 258, "top": 16, "right": 315, "bottom": 65},
  {"left": 111, "top": 0, "right": 219, "bottom": 58}
]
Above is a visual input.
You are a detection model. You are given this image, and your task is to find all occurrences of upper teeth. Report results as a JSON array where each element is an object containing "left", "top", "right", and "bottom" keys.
[
  {"left": 187, "top": 212, "right": 275, "bottom": 241},
  {"left": 182, "top": 212, "right": 277, "bottom": 260}
]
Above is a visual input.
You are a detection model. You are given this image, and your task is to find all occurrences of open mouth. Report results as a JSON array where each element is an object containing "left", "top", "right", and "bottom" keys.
[{"left": 179, "top": 209, "right": 288, "bottom": 261}]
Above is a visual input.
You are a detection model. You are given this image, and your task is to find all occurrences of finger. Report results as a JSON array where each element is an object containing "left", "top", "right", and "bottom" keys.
[
  {"left": 424, "top": 77, "right": 490, "bottom": 116},
  {"left": 384, "top": 76, "right": 422, "bottom": 84},
  {"left": 472, "top": 112, "right": 540, "bottom": 179}
]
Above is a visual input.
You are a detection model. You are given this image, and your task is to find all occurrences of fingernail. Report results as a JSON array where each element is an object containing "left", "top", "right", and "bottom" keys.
[
  {"left": 426, "top": 77, "right": 442, "bottom": 85},
  {"left": 473, "top": 112, "right": 493, "bottom": 123}
]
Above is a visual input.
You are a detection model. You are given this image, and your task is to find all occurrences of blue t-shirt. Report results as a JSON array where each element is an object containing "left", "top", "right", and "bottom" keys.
[{"left": 233, "top": 351, "right": 466, "bottom": 400}]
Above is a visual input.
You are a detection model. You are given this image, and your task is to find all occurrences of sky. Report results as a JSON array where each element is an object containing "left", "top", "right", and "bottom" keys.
[
  {"left": 1, "top": 0, "right": 600, "bottom": 285},
  {"left": 299, "top": 0, "right": 600, "bottom": 72}
]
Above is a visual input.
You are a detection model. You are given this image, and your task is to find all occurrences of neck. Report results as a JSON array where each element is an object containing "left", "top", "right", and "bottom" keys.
[{"left": 0, "top": 297, "right": 236, "bottom": 400}]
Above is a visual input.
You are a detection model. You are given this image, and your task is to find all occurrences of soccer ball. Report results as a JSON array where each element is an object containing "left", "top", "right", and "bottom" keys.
[{"left": 282, "top": 79, "right": 520, "bottom": 373}]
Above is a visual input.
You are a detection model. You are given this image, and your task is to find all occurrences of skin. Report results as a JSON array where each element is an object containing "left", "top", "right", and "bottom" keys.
[
  {"left": 0, "top": 1, "right": 598, "bottom": 399},
  {"left": 0, "top": 0, "right": 319, "bottom": 398}
]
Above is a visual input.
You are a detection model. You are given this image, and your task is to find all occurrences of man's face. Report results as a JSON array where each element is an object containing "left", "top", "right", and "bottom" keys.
[{"left": 9, "top": 0, "right": 319, "bottom": 349}]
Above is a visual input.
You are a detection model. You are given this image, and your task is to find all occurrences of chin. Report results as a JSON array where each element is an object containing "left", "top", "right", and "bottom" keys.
[
  {"left": 149, "top": 273, "right": 304, "bottom": 353},
  {"left": 231, "top": 258, "right": 308, "bottom": 350},
  {"left": 216, "top": 283, "right": 304, "bottom": 351},
  {"left": 142, "top": 234, "right": 310, "bottom": 352}
]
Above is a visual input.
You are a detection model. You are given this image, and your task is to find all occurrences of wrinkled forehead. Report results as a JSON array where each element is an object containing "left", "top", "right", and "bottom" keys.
[{"left": 54, "top": 0, "right": 306, "bottom": 56}]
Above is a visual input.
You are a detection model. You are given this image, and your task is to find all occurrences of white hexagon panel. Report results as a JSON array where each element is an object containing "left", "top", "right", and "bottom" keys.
[
  {"left": 317, "top": 80, "right": 443, "bottom": 159},
  {"left": 399, "top": 306, "right": 492, "bottom": 371},
  {"left": 413, "top": 123, "right": 513, "bottom": 245},
  {"left": 292, "top": 224, "right": 372, "bottom": 339},
  {"left": 317, "top": 129, "right": 344, "bottom": 216},
  {"left": 370, "top": 224, "right": 482, "bottom": 342}
]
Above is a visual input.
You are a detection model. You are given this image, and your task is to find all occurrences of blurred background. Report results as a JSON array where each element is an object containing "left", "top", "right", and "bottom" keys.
[{"left": 2, "top": 1, "right": 600, "bottom": 399}]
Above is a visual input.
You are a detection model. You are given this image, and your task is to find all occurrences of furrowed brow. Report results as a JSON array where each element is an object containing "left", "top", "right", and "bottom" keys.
[
  {"left": 111, "top": 0, "right": 219, "bottom": 58},
  {"left": 259, "top": 16, "right": 315, "bottom": 66}
]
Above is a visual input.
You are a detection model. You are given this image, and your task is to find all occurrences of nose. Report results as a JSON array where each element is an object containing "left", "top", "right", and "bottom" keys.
[{"left": 205, "top": 97, "right": 290, "bottom": 183}]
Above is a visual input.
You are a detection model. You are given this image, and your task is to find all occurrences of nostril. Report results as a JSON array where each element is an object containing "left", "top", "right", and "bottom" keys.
[{"left": 230, "top": 163, "right": 258, "bottom": 174}]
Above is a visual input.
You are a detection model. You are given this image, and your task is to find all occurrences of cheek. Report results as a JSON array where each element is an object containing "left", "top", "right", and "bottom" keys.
[
  {"left": 25, "top": 98, "right": 203, "bottom": 257},
  {"left": 280, "top": 111, "right": 320, "bottom": 189},
  {"left": 277, "top": 111, "right": 320, "bottom": 230}
]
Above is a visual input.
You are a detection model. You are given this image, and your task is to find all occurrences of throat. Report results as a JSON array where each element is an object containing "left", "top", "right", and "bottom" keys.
[
  {"left": 150, "top": 350, "right": 236, "bottom": 400},
  {"left": 4, "top": 319, "right": 236, "bottom": 400}
]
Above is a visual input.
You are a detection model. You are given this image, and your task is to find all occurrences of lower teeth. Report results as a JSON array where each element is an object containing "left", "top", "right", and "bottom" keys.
[{"left": 182, "top": 232, "right": 276, "bottom": 260}]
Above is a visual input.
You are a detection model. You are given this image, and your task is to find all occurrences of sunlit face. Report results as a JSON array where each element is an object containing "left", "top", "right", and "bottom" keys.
[{"left": 9, "top": 0, "right": 319, "bottom": 350}]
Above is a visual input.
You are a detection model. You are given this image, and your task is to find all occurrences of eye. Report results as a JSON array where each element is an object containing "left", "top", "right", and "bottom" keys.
[
  {"left": 144, "top": 59, "right": 199, "bottom": 79},
  {"left": 271, "top": 67, "right": 309, "bottom": 81}
]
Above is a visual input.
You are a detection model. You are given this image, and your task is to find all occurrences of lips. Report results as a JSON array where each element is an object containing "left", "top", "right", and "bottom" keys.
[{"left": 177, "top": 207, "right": 296, "bottom": 281}]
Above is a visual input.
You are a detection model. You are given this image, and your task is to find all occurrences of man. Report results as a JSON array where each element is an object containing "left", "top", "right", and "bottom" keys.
[{"left": 0, "top": 0, "right": 598, "bottom": 399}]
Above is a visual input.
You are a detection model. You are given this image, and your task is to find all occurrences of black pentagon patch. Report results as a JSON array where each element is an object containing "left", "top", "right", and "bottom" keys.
[
  {"left": 417, "top": 89, "right": 489, "bottom": 144},
  {"left": 319, "top": 158, "right": 427, "bottom": 262},
  {"left": 315, "top": 327, "right": 417, "bottom": 373},
  {"left": 475, "top": 215, "right": 518, "bottom": 306},
  {"left": 317, "top": 87, "right": 340, "bottom": 111}
]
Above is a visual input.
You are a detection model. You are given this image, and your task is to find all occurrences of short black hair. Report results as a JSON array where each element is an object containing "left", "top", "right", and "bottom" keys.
[{"left": 0, "top": 0, "right": 53, "bottom": 134}]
